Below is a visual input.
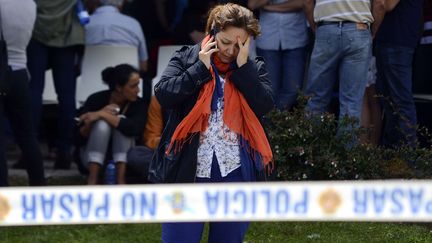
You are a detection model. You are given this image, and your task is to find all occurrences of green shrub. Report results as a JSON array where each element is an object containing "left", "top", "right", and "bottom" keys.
[{"left": 264, "top": 98, "right": 432, "bottom": 181}]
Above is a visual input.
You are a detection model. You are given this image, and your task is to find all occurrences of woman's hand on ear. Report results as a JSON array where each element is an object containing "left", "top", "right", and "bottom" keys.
[
  {"left": 199, "top": 36, "right": 219, "bottom": 69},
  {"left": 237, "top": 36, "right": 250, "bottom": 67}
]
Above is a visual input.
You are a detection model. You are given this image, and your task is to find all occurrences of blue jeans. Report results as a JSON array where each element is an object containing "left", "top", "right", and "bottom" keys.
[
  {"left": 257, "top": 47, "right": 307, "bottom": 110},
  {"left": 375, "top": 43, "right": 417, "bottom": 147},
  {"left": 27, "top": 40, "right": 78, "bottom": 152},
  {"left": 162, "top": 154, "right": 249, "bottom": 243},
  {"left": 304, "top": 23, "right": 372, "bottom": 124}
]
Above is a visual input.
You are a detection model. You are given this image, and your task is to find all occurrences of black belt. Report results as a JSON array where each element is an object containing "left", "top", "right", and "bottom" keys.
[{"left": 317, "top": 21, "right": 355, "bottom": 27}]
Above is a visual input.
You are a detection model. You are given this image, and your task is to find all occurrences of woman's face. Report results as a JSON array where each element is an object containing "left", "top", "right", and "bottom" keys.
[
  {"left": 117, "top": 72, "right": 140, "bottom": 102},
  {"left": 215, "top": 26, "right": 248, "bottom": 64}
]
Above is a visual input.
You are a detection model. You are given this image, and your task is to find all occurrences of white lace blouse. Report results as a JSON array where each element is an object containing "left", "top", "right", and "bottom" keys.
[{"left": 196, "top": 76, "right": 241, "bottom": 178}]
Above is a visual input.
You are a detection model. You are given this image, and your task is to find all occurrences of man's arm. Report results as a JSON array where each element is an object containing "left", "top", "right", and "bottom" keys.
[
  {"left": 262, "top": 0, "right": 304, "bottom": 12},
  {"left": 371, "top": 0, "right": 386, "bottom": 38},
  {"left": 304, "top": 0, "right": 316, "bottom": 32},
  {"left": 140, "top": 60, "right": 148, "bottom": 73},
  {"left": 384, "top": 0, "right": 400, "bottom": 12},
  {"left": 154, "top": 0, "right": 170, "bottom": 32}
]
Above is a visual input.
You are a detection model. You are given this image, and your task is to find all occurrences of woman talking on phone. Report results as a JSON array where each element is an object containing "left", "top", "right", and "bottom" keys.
[{"left": 149, "top": 3, "right": 274, "bottom": 242}]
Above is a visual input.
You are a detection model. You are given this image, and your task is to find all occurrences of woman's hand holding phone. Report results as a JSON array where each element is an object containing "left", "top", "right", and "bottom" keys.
[{"left": 199, "top": 36, "right": 219, "bottom": 69}]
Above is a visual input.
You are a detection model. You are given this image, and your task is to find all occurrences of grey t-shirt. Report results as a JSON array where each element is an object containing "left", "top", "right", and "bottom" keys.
[{"left": 0, "top": 0, "right": 36, "bottom": 70}]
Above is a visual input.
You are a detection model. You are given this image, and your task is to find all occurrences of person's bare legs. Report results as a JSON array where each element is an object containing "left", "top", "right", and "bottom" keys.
[
  {"left": 87, "top": 162, "right": 101, "bottom": 185},
  {"left": 112, "top": 129, "right": 134, "bottom": 185},
  {"left": 360, "top": 90, "right": 371, "bottom": 144},
  {"left": 367, "top": 85, "right": 382, "bottom": 145},
  {"left": 116, "top": 162, "right": 127, "bottom": 184}
]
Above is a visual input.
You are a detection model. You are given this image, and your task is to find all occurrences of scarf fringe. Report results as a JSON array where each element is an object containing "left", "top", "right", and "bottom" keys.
[
  {"left": 166, "top": 132, "right": 200, "bottom": 156},
  {"left": 239, "top": 135, "right": 274, "bottom": 173}
]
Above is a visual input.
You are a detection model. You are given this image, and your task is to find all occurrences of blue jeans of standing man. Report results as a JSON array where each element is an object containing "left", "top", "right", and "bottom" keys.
[
  {"left": 375, "top": 43, "right": 417, "bottom": 148},
  {"left": 257, "top": 47, "right": 307, "bottom": 110},
  {"left": 304, "top": 23, "right": 372, "bottom": 124}
]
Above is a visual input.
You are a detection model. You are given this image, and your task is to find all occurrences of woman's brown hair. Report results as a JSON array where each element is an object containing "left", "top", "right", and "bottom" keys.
[{"left": 205, "top": 3, "right": 261, "bottom": 38}]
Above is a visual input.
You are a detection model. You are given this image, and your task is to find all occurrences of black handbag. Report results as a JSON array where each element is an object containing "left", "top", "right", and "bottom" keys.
[
  {"left": 148, "top": 113, "right": 183, "bottom": 183},
  {"left": 0, "top": 10, "right": 10, "bottom": 97}
]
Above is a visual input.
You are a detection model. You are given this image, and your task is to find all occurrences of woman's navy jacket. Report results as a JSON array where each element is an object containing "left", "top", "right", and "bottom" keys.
[{"left": 148, "top": 43, "right": 274, "bottom": 183}]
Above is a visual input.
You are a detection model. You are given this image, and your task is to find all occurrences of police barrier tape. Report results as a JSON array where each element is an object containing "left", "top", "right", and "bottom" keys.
[{"left": 1, "top": 180, "right": 432, "bottom": 226}]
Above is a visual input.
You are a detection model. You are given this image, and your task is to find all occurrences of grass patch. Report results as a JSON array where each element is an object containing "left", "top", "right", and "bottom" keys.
[
  {"left": 247, "top": 222, "right": 432, "bottom": 242},
  {"left": 1, "top": 222, "right": 432, "bottom": 242},
  {"left": 0, "top": 224, "right": 161, "bottom": 242}
]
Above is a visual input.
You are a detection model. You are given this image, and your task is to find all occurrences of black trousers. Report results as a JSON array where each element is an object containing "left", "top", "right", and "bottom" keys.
[
  {"left": 0, "top": 69, "right": 46, "bottom": 186},
  {"left": 0, "top": 94, "right": 6, "bottom": 186}
]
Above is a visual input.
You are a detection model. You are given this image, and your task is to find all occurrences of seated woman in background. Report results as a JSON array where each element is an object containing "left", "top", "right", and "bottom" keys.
[{"left": 78, "top": 64, "right": 148, "bottom": 184}]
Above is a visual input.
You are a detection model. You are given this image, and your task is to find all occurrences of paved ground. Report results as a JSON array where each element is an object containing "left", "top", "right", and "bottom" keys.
[
  {"left": 5, "top": 142, "right": 146, "bottom": 185},
  {"left": 6, "top": 142, "right": 83, "bottom": 180}
]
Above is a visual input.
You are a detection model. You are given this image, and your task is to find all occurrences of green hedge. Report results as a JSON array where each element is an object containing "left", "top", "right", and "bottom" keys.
[{"left": 264, "top": 99, "right": 432, "bottom": 181}]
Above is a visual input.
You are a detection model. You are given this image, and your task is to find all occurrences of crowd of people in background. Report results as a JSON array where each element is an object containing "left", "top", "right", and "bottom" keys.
[{"left": 0, "top": 0, "right": 431, "bottom": 187}]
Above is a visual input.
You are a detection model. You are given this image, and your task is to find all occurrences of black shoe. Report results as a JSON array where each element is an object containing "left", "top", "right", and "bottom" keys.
[{"left": 54, "top": 151, "right": 72, "bottom": 170}]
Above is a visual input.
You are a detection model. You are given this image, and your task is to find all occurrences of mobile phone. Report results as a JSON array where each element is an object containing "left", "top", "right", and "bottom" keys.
[
  {"left": 210, "top": 27, "right": 218, "bottom": 49},
  {"left": 210, "top": 27, "right": 218, "bottom": 37}
]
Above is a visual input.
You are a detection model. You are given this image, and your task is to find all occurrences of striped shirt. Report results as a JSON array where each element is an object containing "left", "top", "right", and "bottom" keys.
[{"left": 314, "top": 0, "right": 374, "bottom": 23}]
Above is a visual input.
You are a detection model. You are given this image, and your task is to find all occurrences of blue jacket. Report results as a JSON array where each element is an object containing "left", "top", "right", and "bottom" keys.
[{"left": 148, "top": 43, "right": 274, "bottom": 183}]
